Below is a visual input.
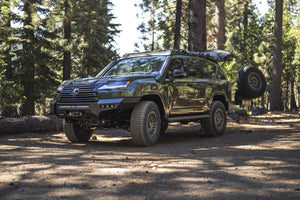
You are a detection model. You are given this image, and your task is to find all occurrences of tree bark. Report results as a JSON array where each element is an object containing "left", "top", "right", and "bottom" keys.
[
  {"left": 290, "top": 76, "right": 297, "bottom": 109},
  {"left": 270, "top": 0, "right": 283, "bottom": 111},
  {"left": 63, "top": 0, "right": 71, "bottom": 80},
  {"left": 241, "top": 1, "right": 248, "bottom": 62},
  {"left": 173, "top": 0, "right": 182, "bottom": 49},
  {"left": 0, "top": 116, "right": 63, "bottom": 135},
  {"left": 188, "top": 0, "right": 206, "bottom": 51},
  {"left": 215, "top": 0, "right": 225, "bottom": 50},
  {"left": 297, "top": 73, "right": 300, "bottom": 108}
]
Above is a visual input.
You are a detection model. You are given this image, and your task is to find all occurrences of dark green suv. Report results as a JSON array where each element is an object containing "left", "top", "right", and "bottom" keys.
[{"left": 51, "top": 49, "right": 265, "bottom": 146}]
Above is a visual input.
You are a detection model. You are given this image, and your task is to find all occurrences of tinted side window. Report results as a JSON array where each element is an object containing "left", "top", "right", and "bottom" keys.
[
  {"left": 216, "top": 68, "right": 226, "bottom": 79},
  {"left": 187, "top": 57, "right": 217, "bottom": 79},
  {"left": 202, "top": 60, "right": 216, "bottom": 79},
  {"left": 187, "top": 57, "right": 203, "bottom": 79},
  {"left": 167, "top": 56, "right": 186, "bottom": 78}
]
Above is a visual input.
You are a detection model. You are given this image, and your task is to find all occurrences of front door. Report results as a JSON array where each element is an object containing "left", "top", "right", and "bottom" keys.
[{"left": 165, "top": 56, "right": 198, "bottom": 115}]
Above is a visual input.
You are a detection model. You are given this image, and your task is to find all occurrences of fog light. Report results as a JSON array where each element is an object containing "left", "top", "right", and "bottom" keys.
[{"left": 100, "top": 104, "right": 114, "bottom": 109}]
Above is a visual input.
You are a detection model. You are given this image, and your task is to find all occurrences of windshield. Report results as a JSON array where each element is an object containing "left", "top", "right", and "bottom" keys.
[{"left": 102, "top": 56, "right": 166, "bottom": 77}]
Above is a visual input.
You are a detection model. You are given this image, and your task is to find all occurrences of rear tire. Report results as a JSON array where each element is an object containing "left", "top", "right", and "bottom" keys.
[
  {"left": 202, "top": 101, "right": 227, "bottom": 137},
  {"left": 63, "top": 121, "right": 92, "bottom": 142},
  {"left": 130, "top": 101, "right": 161, "bottom": 146}
]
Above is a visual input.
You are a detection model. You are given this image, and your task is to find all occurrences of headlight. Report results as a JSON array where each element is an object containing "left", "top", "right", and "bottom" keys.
[
  {"left": 57, "top": 85, "right": 64, "bottom": 92},
  {"left": 97, "top": 81, "right": 130, "bottom": 91},
  {"left": 57, "top": 80, "right": 70, "bottom": 92}
]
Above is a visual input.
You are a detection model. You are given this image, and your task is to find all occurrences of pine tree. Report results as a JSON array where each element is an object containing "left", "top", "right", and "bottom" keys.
[
  {"left": 17, "top": 0, "right": 35, "bottom": 115},
  {"left": 281, "top": 0, "right": 298, "bottom": 110},
  {"left": 71, "top": 0, "right": 120, "bottom": 77},
  {"left": 0, "top": 0, "right": 25, "bottom": 116},
  {"left": 0, "top": 0, "right": 13, "bottom": 79},
  {"left": 135, "top": 0, "right": 162, "bottom": 51},
  {"left": 49, "top": 0, "right": 120, "bottom": 78},
  {"left": 7, "top": 0, "right": 61, "bottom": 115},
  {"left": 135, "top": 0, "right": 190, "bottom": 50}
]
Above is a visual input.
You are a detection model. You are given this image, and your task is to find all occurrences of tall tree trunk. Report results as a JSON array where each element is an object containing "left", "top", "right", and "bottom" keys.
[
  {"left": 285, "top": 75, "right": 289, "bottom": 110},
  {"left": 297, "top": 73, "right": 300, "bottom": 108},
  {"left": 173, "top": 0, "right": 182, "bottom": 49},
  {"left": 150, "top": 2, "right": 155, "bottom": 51},
  {"left": 63, "top": 0, "right": 71, "bottom": 80},
  {"left": 188, "top": 0, "right": 206, "bottom": 51},
  {"left": 290, "top": 75, "right": 297, "bottom": 109},
  {"left": 270, "top": 0, "right": 283, "bottom": 111},
  {"left": 215, "top": 0, "right": 225, "bottom": 50},
  {"left": 241, "top": 1, "right": 248, "bottom": 64}
]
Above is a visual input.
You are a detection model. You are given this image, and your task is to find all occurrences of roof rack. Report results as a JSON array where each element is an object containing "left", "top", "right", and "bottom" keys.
[
  {"left": 121, "top": 49, "right": 189, "bottom": 58},
  {"left": 121, "top": 49, "right": 236, "bottom": 62}
]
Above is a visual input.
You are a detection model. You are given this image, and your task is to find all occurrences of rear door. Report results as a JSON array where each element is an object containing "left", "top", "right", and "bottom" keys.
[{"left": 187, "top": 57, "right": 219, "bottom": 113}]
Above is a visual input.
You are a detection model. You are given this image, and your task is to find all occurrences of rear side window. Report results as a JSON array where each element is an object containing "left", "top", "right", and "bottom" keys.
[
  {"left": 216, "top": 68, "right": 227, "bottom": 79},
  {"left": 187, "top": 57, "right": 217, "bottom": 79}
]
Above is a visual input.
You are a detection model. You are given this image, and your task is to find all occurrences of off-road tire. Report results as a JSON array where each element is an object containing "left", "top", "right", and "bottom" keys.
[
  {"left": 202, "top": 101, "right": 227, "bottom": 137},
  {"left": 130, "top": 101, "right": 161, "bottom": 146},
  {"left": 237, "top": 66, "right": 266, "bottom": 99},
  {"left": 63, "top": 121, "right": 92, "bottom": 142}
]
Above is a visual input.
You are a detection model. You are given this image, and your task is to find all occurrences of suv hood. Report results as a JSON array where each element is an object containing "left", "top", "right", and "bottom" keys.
[
  {"left": 198, "top": 50, "right": 237, "bottom": 62},
  {"left": 61, "top": 75, "right": 155, "bottom": 87}
]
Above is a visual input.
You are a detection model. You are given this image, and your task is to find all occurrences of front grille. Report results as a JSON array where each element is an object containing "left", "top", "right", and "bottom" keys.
[{"left": 58, "top": 85, "right": 98, "bottom": 103}]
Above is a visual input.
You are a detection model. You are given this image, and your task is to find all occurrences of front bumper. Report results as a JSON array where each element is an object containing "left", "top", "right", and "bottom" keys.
[{"left": 50, "top": 97, "right": 141, "bottom": 118}]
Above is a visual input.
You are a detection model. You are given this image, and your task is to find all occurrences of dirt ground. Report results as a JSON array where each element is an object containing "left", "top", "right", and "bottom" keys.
[{"left": 1, "top": 112, "right": 300, "bottom": 200}]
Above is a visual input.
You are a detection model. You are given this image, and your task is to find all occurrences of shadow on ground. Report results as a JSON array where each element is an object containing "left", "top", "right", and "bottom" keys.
[{"left": 0, "top": 117, "right": 300, "bottom": 200}]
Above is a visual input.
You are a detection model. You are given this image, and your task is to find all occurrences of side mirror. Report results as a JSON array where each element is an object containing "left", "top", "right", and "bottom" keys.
[{"left": 172, "top": 69, "right": 186, "bottom": 78}]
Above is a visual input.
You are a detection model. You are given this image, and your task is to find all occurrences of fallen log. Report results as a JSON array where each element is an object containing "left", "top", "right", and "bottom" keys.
[{"left": 0, "top": 115, "right": 63, "bottom": 135}]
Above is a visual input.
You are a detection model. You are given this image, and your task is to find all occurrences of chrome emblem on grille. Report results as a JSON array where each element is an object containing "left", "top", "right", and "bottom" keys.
[{"left": 72, "top": 88, "right": 80, "bottom": 95}]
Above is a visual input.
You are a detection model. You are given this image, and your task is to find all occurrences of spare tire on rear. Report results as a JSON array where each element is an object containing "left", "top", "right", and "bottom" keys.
[{"left": 236, "top": 66, "right": 266, "bottom": 99}]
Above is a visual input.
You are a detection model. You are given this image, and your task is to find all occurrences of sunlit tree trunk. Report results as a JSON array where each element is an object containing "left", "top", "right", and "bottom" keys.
[
  {"left": 215, "top": 0, "right": 225, "bottom": 49},
  {"left": 290, "top": 77, "right": 297, "bottom": 109},
  {"left": 270, "top": 0, "right": 283, "bottom": 111},
  {"left": 188, "top": 0, "right": 206, "bottom": 51}
]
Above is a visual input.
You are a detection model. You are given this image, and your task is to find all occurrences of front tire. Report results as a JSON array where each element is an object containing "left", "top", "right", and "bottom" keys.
[
  {"left": 130, "top": 101, "right": 161, "bottom": 146},
  {"left": 63, "top": 121, "right": 92, "bottom": 142},
  {"left": 202, "top": 101, "right": 227, "bottom": 137}
]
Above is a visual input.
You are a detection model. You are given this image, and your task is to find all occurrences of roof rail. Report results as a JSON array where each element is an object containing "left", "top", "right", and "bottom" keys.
[
  {"left": 121, "top": 49, "right": 190, "bottom": 58},
  {"left": 121, "top": 49, "right": 236, "bottom": 62}
]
